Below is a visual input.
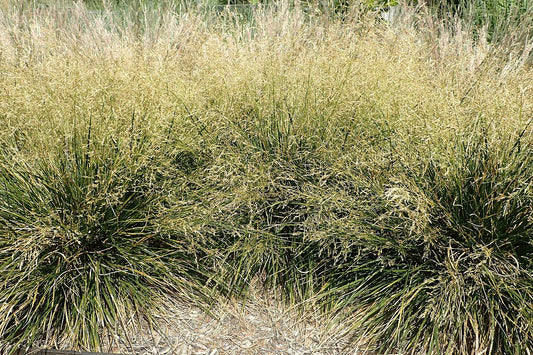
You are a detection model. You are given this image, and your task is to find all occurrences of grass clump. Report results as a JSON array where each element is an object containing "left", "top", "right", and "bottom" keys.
[
  {"left": 330, "top": 123, "right": 533, "bottom": 354},
  {"left": 0, "top": 129, "right": 211, "bottom": 352}
]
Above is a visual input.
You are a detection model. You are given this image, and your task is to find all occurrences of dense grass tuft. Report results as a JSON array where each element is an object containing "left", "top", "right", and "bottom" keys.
[
  {"left": 330, "top": 123, "right": 533, "bottom": 354},
  {"left": 0, "top": 129, "right": 211, "bottom": 352}
]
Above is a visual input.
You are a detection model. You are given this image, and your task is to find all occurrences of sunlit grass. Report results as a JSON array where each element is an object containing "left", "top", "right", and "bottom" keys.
[
  {"left": 0, "top": 0, "right": 531, "bottom": 353},
  {"left": 0, "top": 126, "right": 216, "bottom": 352}
]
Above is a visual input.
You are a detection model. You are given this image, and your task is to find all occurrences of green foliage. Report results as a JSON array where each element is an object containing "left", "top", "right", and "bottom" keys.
[
  {"left": 200, "top": 110, "right": 533, "bottom": 353},
  {"left": 421, "top": 0, "right": 533, "bottom": 42},
  {"left": 0, "top": 128, "right": 211, "bottom": 352},
  {"left": 424, "top": 125, "right": 532, "bottom": 259},
  {"left": 328, "top": 122, "right": 533, "bottom": 353},
  {"left": 365, "top": 0, "right": 398, "bottom": 8},
  {"left": 470, "top": 0, "right": 532, "bottom": 41}
]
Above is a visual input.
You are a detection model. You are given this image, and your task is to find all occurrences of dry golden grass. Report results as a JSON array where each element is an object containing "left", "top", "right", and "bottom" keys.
[{"left": 0, "top": 1, "right": 530, "bottom": 156}]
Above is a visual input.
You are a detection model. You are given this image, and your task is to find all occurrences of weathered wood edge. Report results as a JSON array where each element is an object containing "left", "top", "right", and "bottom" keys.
[{"left": 16, "top": 349, "right": 124, "bottom": 355}]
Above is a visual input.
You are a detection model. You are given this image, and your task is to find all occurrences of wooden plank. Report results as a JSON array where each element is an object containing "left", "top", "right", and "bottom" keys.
[{"left": 17, "top": 350, "right": 123, "bottom": 355}]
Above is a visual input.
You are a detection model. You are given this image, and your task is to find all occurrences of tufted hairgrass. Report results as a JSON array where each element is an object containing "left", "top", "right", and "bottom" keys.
[
  {"left": 325, "top": 121, "right": 533, "bottom": 354},
  {"left": 0, "top": 126, "right": 215, "bottom": 352},
  {"left": 0, "top": 0, "right": 531, "bottom": 353}
]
